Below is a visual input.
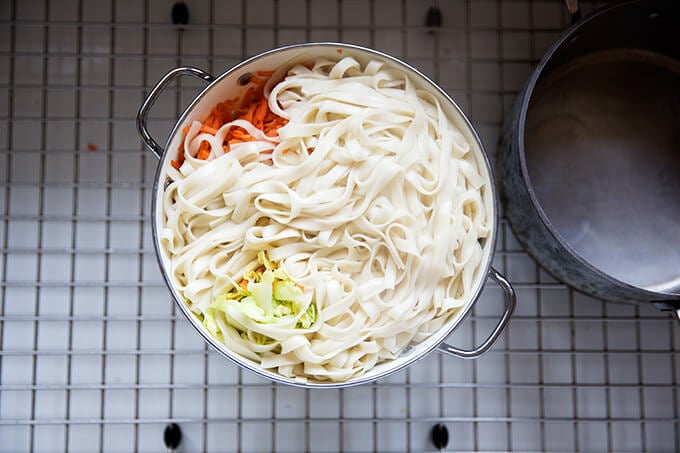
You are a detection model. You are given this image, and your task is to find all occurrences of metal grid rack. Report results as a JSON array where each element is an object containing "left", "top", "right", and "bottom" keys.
[{"left": 1, "top": 0, "right": 678, "bottom": 451}]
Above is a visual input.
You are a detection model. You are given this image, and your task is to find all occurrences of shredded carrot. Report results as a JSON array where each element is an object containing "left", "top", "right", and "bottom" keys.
[
  {"left": 241, "top": 86, "right": 257, "bottom": 109},
  {"left": 199, "top": 125, "right": 218, "bottom": 135},
  {"left": 174, "top": 69, "right": 288, "bottom": 164},
  {"left": 239, "top": 279, "right": 249, "bottom": 290},
  {"left": 196, "top": 140, "right": 211, "bottom": 160},
  {"left": 249, "top": 75, "right": 266, "bottom": 85},
  {"left": 254, "top": 98, "right": 268, "bottom": 129}
]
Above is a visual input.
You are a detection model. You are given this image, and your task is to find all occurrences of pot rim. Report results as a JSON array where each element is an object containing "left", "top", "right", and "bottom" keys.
[{"left": 149, "top": 42, "right": 502, "bottom": 388}]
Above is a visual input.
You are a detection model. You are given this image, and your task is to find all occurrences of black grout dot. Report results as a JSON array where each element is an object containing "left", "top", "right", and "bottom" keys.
[
  {"left": 431, "top": 423, "right": 449, "bottom": 451},
  {"left": 171, "top": 2, "right": 189, "bottom": 25},
  {"left": 163, "top": 423, "right": 182, "bottom": 450},
  {"left": 425, "top": 5, "right": 443, "bottom": 28}
]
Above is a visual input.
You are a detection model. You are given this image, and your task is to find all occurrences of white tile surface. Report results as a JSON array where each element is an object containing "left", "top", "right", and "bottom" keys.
[
  {"left": 308, "top": 421, "right": 341, "bottom": 453},
  {"left": 247, "top": 0, "right": 275, "bottom": 25},
  {"left": 34, "top": 389, "right": 67, "bottom": 423},
  {"left": 242, "top": 421, "right": 272, "bottom": 452},
  {"left": 342, "top": 420, "right": 373, "bottom": 452},
  {"left": 213, "top": 0, "right": 243, "bottom": 25},
  {"left": 67, "top": 425, "right": 100, "bottom": 453},
  {"left": 83, "top": 0, "right": 111, "bottom": 22},
  {"left": 309, "top": 0, "right": 338, "bottom": 27},
  {"left": 103, "top": 424, "right": 135, "bottom": 452}
]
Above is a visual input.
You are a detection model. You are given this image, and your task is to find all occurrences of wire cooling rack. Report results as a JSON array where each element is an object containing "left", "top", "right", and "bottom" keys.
[{"left": 1, "top": 0, "right": 678, "bottom": 451}]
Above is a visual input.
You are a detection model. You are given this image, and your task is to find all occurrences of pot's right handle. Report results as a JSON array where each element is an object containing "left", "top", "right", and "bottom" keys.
[
  {"left": 137, "top": 66, "right": 216, "bottom": 159},
  {"left": 653, "top": 302, "right": 680, "bottom": 328},
  {"left": 437, "top": 267, "right": 516, "bottom": 359}
]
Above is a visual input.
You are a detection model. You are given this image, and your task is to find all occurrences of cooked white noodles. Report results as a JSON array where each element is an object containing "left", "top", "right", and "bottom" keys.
[{"left": 160, "top": 56, "right": 491, "bottom": 382}]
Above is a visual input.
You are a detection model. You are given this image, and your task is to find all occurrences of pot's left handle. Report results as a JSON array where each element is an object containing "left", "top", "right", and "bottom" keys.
[
  {"left": 437, "top": 267, "right": 516, "bottom": 359},
  {"left": 137, "top": 66, "right": 216, "bottom": 159}
]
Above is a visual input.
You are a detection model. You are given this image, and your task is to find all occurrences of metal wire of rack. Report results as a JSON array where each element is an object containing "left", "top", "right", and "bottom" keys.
[{"left": 1, "top": 0, "right": 678, "bottom": 451}]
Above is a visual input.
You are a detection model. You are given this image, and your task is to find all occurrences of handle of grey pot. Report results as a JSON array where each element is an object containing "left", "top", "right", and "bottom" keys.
[
  {"left": 437, "top": 267, "right": 516, "bottom": 359},
  {"left": 137, "top": 66, "right": 215, "bottom": 159},
  {"left": 564, "top": 0, "right": 581, "bottom": 24},
  {"left": 653, "top": 302, "right": 680, "bottom": 328}
]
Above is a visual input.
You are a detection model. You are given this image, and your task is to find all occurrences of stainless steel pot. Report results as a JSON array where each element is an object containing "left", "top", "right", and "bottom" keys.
[
  {"left": 137, "top": 43, "right": 515, "bottom": 387},
  {"left": 499, "top": 1, "right": 680, "bottom": 319}
]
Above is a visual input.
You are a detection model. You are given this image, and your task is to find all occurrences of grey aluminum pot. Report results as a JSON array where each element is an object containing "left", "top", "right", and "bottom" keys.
[
  {"left": 499, "top": 1, "right": 680, "bottom": 319},
  {"left": 137, "top": 43, "right": 516, "bottom": 388}
]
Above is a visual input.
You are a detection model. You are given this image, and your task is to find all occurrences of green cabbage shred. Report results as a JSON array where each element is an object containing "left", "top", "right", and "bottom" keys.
[{"left": 205, "top": 251, "right": 315, "bottom": 343}]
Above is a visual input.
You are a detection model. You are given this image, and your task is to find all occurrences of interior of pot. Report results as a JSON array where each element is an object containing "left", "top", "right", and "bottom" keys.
[
  {"left": 521, "top": 0, "right": 680, "bottom": 295},
  {"left": 152, "top": 43, "right": 498, "bottom": 386}
]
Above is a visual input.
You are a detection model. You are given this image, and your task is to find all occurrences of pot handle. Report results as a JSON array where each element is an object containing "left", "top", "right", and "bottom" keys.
[
  {"left": 437, "top": 267, "right": 516, "bottom": 359},
  {"left": 137, "top": 66, "right": 216, "bottom": 159},
  {"left": 653, "top": 302, "right": 680, "bottom": 328},
  {"left": 564, "top": 0, "right": 581, "bottom": 24}
]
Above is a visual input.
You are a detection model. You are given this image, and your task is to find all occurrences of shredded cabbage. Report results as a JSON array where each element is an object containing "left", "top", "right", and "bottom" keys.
[{"left": 207, "top": 251, "right": 316, "bottom": 345}]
